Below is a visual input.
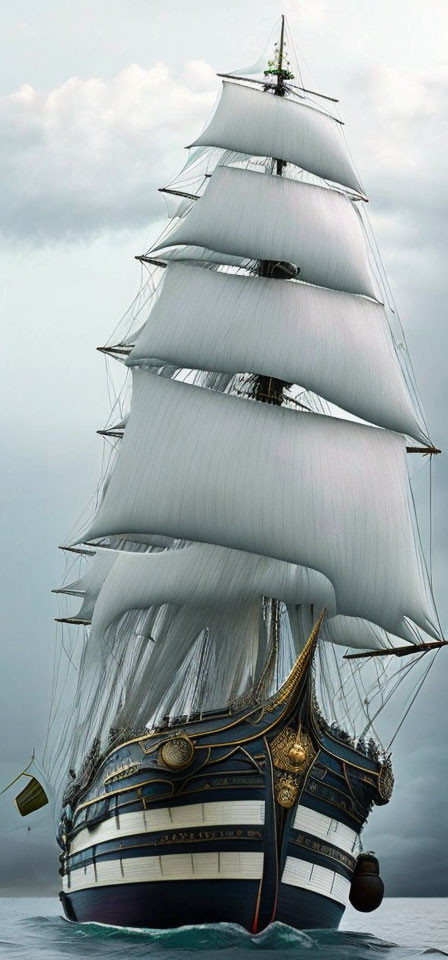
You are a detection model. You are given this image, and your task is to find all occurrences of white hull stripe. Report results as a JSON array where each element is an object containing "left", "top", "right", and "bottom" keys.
[
  {"left": 63, "top": 851, "right": 264, "bottom": 892},
  {"left": 292, "top": 805, "right": 360, "bottom": 855},
  {"left": 70, "top": 800, "right": 265, "bottom": 855},
  {"left": 281, "top": 856, "right": 350, "bottom": 906}
]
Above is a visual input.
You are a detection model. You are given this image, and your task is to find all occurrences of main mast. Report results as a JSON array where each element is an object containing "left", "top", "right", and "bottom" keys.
[{"left": 253, "top": 15, "right": 294, "bottom": 697}]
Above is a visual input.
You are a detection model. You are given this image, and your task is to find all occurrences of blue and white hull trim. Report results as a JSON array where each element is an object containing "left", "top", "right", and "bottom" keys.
[{"left": 58, "top": 635, "right": 392, "bottom": 930}]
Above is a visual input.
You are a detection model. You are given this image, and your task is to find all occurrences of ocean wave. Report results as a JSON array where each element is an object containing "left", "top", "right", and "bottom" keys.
[{"left": 5, "top": 915, "right": 445, "bottom": 960}]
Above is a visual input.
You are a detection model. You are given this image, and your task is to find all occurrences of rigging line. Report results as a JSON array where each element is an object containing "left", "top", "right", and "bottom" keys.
[
  {"left": 43, "top": 629, "right": 80, "bottom": 751},
  {"left": 284, "top": 18, "right": 304, "bottom": 88},
  {"left": 366, "top": 656, "right": 414, "bottom": 726},
  {"left": 361, "top": 654, "right": 427, "bottom": 735},
  {"left": 330, "top": 644, "right": 351, "bottom": 721},
  {"left": 409, "top": 450, "right": 431, "bottom": 484},
  {"left": 408, "top": 468, "right": 442, "bottom": 637},
  {"left": 65, "top": 438, "right": 116, "bottom": 545},
  {"left": 42, "top": 621, "right": 68, "bottom": 766},
  {"left": 387, "top": 650, "right": 438, "bottom": 751},
  {"left": 105, "top": 273, "right": 154, "bottom": 348},
  {"left": 360, "top": 209, "right": 428, "bottom": 430},
  {"left": 358, "top": 689, "right": 384, "bottom": 747},
  {"left": 358, "top": 206, "right": 397, "bottom": 315},
  {"left": 429, "top": 452, "right": 433, "bottom": 586},
  {"left": 332, "top": 650, "right": 385, "bottom": 702}
]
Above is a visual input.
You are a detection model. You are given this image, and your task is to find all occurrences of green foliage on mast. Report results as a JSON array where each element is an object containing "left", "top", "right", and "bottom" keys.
[{"left": 263, "top": 38, "right": 295, "bottom": 81}]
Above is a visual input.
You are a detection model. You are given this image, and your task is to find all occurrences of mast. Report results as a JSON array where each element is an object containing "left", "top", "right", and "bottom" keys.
[
  {"left": 275, "top": 15, "right": 287, "bottom": 173},
  {"left": 255, "top": 14, "right": 292, "bottom": 695},
  {"left": 276, "top": 14, "right": 286, "bottom": 93}
]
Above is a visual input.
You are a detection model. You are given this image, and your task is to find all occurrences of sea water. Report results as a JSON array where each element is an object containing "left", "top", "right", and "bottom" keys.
[{"left": 0, "top": 898, "right": 446, "bottom": 960}]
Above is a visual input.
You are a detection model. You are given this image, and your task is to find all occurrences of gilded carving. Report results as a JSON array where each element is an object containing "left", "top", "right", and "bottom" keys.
[
  {"left": 377, "top": 759, "right": 394, "bottom": 802},
  {"left": 271, "top": 724, "right": 316, "bottom": 808},
  {"left": 270, "top": 726, "right": 315, "bottom": 774},
  {"left": 267, "top": 610, "right": 325, "bottom": 710},
  {"left": 275, "top": 774, "right": 300, "bottom": 808}
]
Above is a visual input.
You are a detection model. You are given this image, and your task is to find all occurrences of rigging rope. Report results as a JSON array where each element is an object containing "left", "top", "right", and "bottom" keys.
[
  {"left": 387, "top": 650, "right": 439, "bottom": 751},
  {"left": 429, "top": 453, "right": 433, "bottom": 586}
]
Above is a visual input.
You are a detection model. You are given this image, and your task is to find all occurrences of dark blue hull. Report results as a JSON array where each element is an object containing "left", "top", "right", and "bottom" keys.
[
  {"left": 61, "top": 878, "right": 344, "bottom": 930},
  {"left": 58, "top": 646, "right": 391, "bottom": 931}
]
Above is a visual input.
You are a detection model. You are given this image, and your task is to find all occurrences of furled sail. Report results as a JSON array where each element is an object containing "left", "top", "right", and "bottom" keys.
[
  {"left": 150, "top": 245, "right": 248, "bottom": 268},
  {"left": 151, "top": 166, "right": 378, "bottom": 298},
  {"left": 128, "top": 262, "right": 427, "bottom": 442},
  {"left": 81, "top": 371, "right": 439, "bottom": 640},
  {"left": 190, "top": 80, "right": 364, "bottom": 194}
]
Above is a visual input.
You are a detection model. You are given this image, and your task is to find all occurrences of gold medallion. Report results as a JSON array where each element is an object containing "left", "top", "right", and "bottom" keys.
[
  {"left": 159, "top": 735, "right": 195, "bottom": 770},
  {"left": 270, "top": 726, "right": 315, "bottom": 774}
]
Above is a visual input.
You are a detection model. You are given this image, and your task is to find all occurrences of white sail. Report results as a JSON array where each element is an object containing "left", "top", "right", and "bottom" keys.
[
  {"left": 54, "top": 550, "right": 118, "bottom": 621},
  {"left": 89, "top": 543, "right": 336, "bottom": 640},
  {"left": 190, "top": 81, "right": 363, "bottom": 194},
  {"left": 81, "top": 371, "right": 439, "bottom": 640},
  {"left": 152, "top": 166, "right": 378, "bottom": 298},
  {"left": 320, "top": 615, "right": 417, "bottom": 650},
  {"left": 128, "top": 263, "right": 427, "bottom": 442},
  {"left": 89, "top": 544, "right": 423, "bottom": 652},
  {"left": 124, "top": 602, "right": 262, "bottom": 721}
]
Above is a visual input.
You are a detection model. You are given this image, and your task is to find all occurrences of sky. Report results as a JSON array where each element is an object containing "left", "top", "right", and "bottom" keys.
[{"left": 1, "top": 0, "right": 447, "bottom": 897}]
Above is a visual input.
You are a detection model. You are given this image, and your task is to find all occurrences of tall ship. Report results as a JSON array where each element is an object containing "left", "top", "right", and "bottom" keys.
[{"left": 13, "top": 15, "right": 445, "bottom": 931}]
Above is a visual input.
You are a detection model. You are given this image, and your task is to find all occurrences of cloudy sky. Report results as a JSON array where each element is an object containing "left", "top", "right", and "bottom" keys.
[{"left": 1, "top": 0, "right": 447, "bottom": 898}]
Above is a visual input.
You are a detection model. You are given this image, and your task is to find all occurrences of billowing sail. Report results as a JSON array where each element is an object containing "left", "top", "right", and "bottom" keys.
[
  {"left": 81, "top": 371, "right": 438, "bottom": 640},
  {"left": 89, "top": 544, "right": 336, "bottom": 638},
  {"left": 88, "top": 544, "right": 423, "bottom": 652},
  {"left": 152, "top": 166, "right": 378, "bottom": 298},
  {"left": 190, "top": 80, "right": 364, "bottom": 193},
  {"left": 128, "top": 262, "right": 427, "bottom": 442}
]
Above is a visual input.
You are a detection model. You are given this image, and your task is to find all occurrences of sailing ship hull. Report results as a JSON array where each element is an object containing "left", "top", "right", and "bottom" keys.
[{"left": 59, "top": 663, "right": 391, "bottom": 931}]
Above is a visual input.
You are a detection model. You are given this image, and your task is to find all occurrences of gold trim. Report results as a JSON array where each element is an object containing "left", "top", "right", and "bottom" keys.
[
  {"left": 180, "top": 780, "right": 264, "bottom": 797},
  {"left": 238, "top": 747, "right": 264, "bottom": 772},
  {"left": 268, "top": 610, "right": 325, "bottom": 709},
  {"left": 308, "top": 771, "right": 363, "bottom": 804},
  {"left": 206, "top": 746, "right": 240, "bottom": 766},
  {"left": 179, "top": 766, "right": 262, "bottom": 782},
  {"left": 74, "top": 778, "right": 175, "bottom": 814},
  {"left": 104, "top": 763, "right": 139, "bottom": 784},
  {"left": 68, "top": 828, "right": 264, "bottom": 863},
  {"left": 290, "top": 834, "right": 356, "bottom": 871},
  {"left": 305, "top": 780, "right": 364, "bottom": 824}
]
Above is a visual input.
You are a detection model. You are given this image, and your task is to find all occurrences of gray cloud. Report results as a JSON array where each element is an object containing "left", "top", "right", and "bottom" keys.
[{"left": 0, "top": 61, "right": 216, "bottom": 242}]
